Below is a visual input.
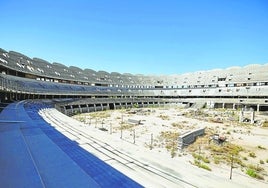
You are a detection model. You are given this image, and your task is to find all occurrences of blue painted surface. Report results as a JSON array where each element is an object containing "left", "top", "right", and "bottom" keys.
[
  {"left": 0, "top": 103, "right": 44, "bottom": 188},
  {"left": 0, "top": 101, "right": 143, "bottom": 188},
  {"left": 22, "top": 127, "right": 100, "bottom": 188}
]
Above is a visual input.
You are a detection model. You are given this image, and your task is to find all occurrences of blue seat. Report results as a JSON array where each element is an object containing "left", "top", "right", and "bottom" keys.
[{"left": 0, "top": 101, "right": 142, "bottom": 188}]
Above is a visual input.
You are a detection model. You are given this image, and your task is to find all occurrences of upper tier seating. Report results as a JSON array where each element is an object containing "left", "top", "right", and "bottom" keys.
[{"left": 1, "top": 48, "right": 268, "bottom": 90}]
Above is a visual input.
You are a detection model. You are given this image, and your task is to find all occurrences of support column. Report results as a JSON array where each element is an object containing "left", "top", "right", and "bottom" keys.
[
  {"left": 250, "top": 110, "right": 255, "bottom": 124},
  {"left": 239, "top": 110, "right": 244, "bottom": 123},
  {"left": 222, "top": 103, "right": 225, "bottom": 109},
  {"left": 64, "top": 106, "right": 67, "bottom": 115},
  {"left": 257, "top": 104, "right": 260, "bottom": 112},
  {"left": 233, "top": 103, "right": 236, "bottom": 110},
  {"left": 86, "top": 104, "right": 89, "bottom": 112},
  {"left": 71, "top": 105, "right": 74, "bottom": 114}
]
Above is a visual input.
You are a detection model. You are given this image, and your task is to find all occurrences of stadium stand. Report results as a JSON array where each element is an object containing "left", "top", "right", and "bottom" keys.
[
  {"left": 0, "top": 100, "right": 142, "bottom": 187},
  {"left": 1, "top": 48, "right": 268, "bottom": 187}
]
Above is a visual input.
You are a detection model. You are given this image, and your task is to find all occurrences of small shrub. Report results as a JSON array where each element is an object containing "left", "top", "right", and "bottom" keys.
[
  {"left": 133, "top": 103, "right": 139, "bottom": 108},
  {"left": 246, "top": 168, "right": 256, "bottom": 177},
  {"left": 203, "top": 157, "right": 210, "bottom": 163},
  {"left": 194, "top": 160, "right": 212, "bottom": 171},
  {"left": 214, "top": 158, "right": 220, "bottom": 164},
  {"left": 158, "top": 114, "right": 170, "bottom": 120},
  {"left": 192, "top": 153, "right": 210, "bottom": 163},
  {"left": 243, "top": 156, "right": 248, "bottom": 161},
  {"left": 171, "top": 122, "right": 183, "bottom": 128},
  {"left": 171, "top": 149, "right": 176, "bottom": 158},
  {"left": 257, "top": 145, "right": 266, "bottom": 150},
  {"left": 119, "top": 123, "right": 135, "bottom": 130},
  {"left": 262, "top": 121, "right": 268, "bottom": 127},
  {"left": 260, "top": 160, "right": 264, "bottom": 164},
  {"left": 246, "top": 168, "right": 264, "bottom": 180},
  {"left": 192, "top": 153, "right": 202, "bottom": 160},
  {"left": 199, "top": 163, "right": 212, "bottom": 171},
  {"left": 209, "top": 143, "right": 243, "bottom": 156},
  {"left": 247, "top": 164, "right": 264, "bottom": 172},
  {"left": 249, "top": 152, "right": 256, "bottom": 158}
]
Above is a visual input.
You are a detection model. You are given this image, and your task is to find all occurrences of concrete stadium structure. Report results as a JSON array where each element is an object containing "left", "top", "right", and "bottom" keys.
[
  {"left": 1, "top": 48, "right": 268, "bottom": 187},
  {"left": 1, "top": 48, "right": 268, "bottom": 112}
]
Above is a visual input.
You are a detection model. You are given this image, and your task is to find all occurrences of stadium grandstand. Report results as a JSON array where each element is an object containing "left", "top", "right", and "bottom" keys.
[
  {"left": 1, "top": 48, "right": 268, "bottom": 111},
  {"left": 1, "top": 48, "right": 268, "bottom": 187}
]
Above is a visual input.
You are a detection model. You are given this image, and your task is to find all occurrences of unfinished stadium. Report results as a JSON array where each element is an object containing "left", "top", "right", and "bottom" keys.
[{"left": 1, "top": 48, "right": 268, "bottom": 187}]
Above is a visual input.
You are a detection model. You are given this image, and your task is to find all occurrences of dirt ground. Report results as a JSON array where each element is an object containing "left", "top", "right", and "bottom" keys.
[{"left": 73, "top": 106, "right": 268, "bottom": 182}]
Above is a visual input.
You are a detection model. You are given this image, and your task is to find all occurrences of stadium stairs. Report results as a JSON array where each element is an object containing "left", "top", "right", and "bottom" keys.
[{"left": 0, "top": 100, "right": 142, "bottom": 188}]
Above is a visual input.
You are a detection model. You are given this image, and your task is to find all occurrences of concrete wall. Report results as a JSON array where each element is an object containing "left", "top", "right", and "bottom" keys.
[{"left": 178, "top": 127, "right": 206, "bottom": 151}]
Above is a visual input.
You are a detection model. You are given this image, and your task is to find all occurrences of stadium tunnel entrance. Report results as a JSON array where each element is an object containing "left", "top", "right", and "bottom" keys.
[{"left": 109, "top": 103, "right": 115, "bottom": 110}]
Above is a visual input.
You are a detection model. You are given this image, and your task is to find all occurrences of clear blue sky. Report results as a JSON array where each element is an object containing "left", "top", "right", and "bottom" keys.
[{"left": 1, "top": 0, "right": 268, "bottom": 75}]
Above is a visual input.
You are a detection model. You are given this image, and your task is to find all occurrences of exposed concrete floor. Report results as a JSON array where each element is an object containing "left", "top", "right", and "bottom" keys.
[{"left": 40, "top": 107, "right": 268, "bottom": 188}]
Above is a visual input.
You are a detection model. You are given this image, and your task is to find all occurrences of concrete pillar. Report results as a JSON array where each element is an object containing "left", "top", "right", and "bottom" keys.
[
  {"left": 222, "top": 103, "right": 225, "bottom": 109},
  {"left": 251, "top": 111, "right": 255, "bottom": 124},
  {"left": 79, "top": 105, "right": 82, "bottom": 113},
  {"left": 71, "top": 105, "right": 74, "bottom": 114},
  {"left": 257, "top": 104, "right": 260, "bottom": 112},
  {"left": 239, "top": 110, "right": 244, "bottom": 123},
  {"left": 233, "top": 103, "right": 236, "bottom": 110},
  {"left": 86, "top": 104, "right": 89, "bottom": 112}
]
